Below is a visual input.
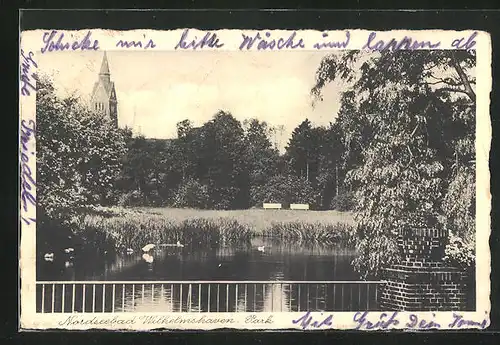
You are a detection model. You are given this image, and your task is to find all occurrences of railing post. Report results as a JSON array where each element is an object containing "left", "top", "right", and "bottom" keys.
[
  {"left": 112, "top": 284, "right": 116, "bottom": 313},
  {"left": 71, "top": 284, "right": 75, "bottom": 313},
  {"left": 207, "top": 284, "right": 211, "bottom": 312},
  {"left": 122, "top": 284, "right": 126, "bottom": 311},
  {"left": 92, "top": 284, "right": 96, "bottom": 312},
  {"left": 226, "top": 283, "right": 229, "bottom": 312},
  {"left": 298, "top": 284, "right": 301, "bottom": 312},
  {"left": 62, "top": 284, "right": 65, "bottom": 313},
  {"left": 235, "top": 284, "right": 238, "bottom": 311},
  {"left": 51, "top": 283, "right": 55, "bottom": 313},
  {"left": 179, "top": 284, "right": 183, "bottom": 312},
  {"left": 198, "top": 283, "right": 201, "bottom": 312},
  {"left": 332, "top": 284, "right": 336, "bottom": 311},
  {"left": 102, "top": 284, "right": 106, "bottom": 312},
  {"left": 170, "top": 284, "right": 174, "bottom": 311},
  {"left": 244, "top": 284, "right": 247, "bottom": 312},
  {"left": 216, "top": 284, "right": 220, "bottom": 312},
  {"left": 188, "top": 284, "right": 192, "bottom": 312},
  {"left": 132, "top": 284, "right": 135, "bottom": 311},
  {"left": 41, "top": 284, "right": 45, "bottom": 313},
  {"left": 82, "top": 284, "right": 86, "bottom": 313}
]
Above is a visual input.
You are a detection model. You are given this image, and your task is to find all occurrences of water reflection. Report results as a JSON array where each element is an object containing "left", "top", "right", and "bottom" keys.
[
  {"left": 37, "top": 280, "right": 384, "bottom": 313},
  {"left": 38, "top": 237, "right": 359, "bottom": 282},
  {"left": 37, "top": 237, "right": 372, "bottom": 312}
]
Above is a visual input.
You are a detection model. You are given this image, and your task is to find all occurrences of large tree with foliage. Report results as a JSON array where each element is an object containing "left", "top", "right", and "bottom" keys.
[
  {"left": 312, "top": 50, "right": 476, "bottom": 278},
  {"left": 317, "top": 122, "right": 347, "bottom": 209},
  {"left": 285, "top": 119, "right": 326, "bottom": 187},
  {"left": 196, "top": 111, "right": 249, "bottom": 209},
  {"left": 37, "top": 75, "right": 128, "bottom": 223},
  {"left": 243, "top": 119, "right": 280, "bottom": 206}
]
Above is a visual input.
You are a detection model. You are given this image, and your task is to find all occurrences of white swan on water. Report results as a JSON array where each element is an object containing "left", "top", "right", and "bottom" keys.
[
  {"left": 142, "top": 244, "right": 156, "bottom": 252},
  {"left": 142, "top": 253, "right": 154, "bottom": 263},
  {"left": 257, "top": 246, "right": 265, "bottom": 252}
]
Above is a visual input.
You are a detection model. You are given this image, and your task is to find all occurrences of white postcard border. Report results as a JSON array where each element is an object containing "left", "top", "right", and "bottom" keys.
[{"left": 19, "top": 28, "right": 492, "bottom": 331}]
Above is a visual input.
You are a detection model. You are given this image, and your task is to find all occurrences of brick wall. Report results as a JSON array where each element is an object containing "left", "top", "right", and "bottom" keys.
[{"left": 379, "top": 226, "right": 469, "bottom": 311}]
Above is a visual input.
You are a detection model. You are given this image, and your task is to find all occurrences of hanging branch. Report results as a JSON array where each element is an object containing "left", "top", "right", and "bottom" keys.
[{"left": 450, "top": 54, "right": 476, "bottom": 103}]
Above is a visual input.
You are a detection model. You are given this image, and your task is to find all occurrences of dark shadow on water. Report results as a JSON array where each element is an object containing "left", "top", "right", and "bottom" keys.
[{"left": 38, "top": 237, "right": 360, "bottom": 282}]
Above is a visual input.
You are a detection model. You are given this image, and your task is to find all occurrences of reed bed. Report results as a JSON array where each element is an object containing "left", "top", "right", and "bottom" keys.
[
  {"left": 260, "top": 221, "right": 357, "bottom": 247},
  {"left": 78, "top": 206, "right": 357, "bottom": 251}
]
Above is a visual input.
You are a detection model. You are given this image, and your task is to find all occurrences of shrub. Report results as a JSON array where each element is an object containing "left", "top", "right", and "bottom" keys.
[
  {"left": 250, "top": 174, "right": 317, "bottom": 207},
  {"left": 172, "top": 179, "right": 211, "bottom": 209},
  {"left": 443, "top": 232, "right": 475, "bottom": 270},
  {"left": 331, "top": 192, "right": 357, "bottom": 211}
]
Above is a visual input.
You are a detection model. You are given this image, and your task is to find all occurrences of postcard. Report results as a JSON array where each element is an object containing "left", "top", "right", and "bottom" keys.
[{"left": 19, "top": 27, "right": 491, "bottom": 331}]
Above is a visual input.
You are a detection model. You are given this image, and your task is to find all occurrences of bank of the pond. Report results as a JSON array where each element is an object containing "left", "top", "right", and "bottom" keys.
[{"left": 77, "top": 207, "right": 357, "bottom": 252}]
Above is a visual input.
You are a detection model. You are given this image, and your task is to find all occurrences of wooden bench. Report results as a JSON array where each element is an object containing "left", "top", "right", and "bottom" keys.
[
  {"left": 263, "top": 203, "right": 282, "bottom": 209},
  {"left": 290, "top": 203, "right": 309, "bottom": 210}
]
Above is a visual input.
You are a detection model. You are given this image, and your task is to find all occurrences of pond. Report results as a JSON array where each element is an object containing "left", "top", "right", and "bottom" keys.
[
  {"left": 38, "top": 237, "right": 359, "bottom": 282},
  {"left": 37, "top": 238, "right": 379, "bottom": 313}
]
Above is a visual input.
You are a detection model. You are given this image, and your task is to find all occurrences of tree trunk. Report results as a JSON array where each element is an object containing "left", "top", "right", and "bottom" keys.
[
  {"left": 450, "top": 54, "right": 476, "bottom": 103},
  {"left": 335, "top": 163, "right": 339, "bottom": 196}
]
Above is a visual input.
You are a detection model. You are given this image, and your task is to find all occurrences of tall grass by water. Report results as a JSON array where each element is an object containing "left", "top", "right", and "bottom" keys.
[{"left": 79, "top": 206, "right": 356, "bottom": 251}]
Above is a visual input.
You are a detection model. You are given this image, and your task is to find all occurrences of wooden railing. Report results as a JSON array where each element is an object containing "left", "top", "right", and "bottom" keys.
[{"left": 36, "top": 280, "right": 386, "bottom": 313}]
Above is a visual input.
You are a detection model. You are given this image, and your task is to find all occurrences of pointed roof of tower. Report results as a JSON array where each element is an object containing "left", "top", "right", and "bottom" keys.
[
  {"left": 99, "top": 51, "right": 110, "bottom": 75},
  {"left": 91, "top": 51, "right": 116, "bottom": 102}
]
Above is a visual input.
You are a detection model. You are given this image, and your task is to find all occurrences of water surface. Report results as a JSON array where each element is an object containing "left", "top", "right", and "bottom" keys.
[{"left": 37, "top": 238, "right": 376, "bottom": 312}]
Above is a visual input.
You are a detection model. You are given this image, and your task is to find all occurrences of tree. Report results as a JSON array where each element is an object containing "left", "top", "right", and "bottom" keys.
[
  {"left": 286, "top": 119, "right": 326, "bottom": 186},
  {"left": 201, "top": 111, "right": 249, "bottom": 209},
  {"left": 37, "top": 75, "right": 127, "bottom": 223},
  {"left": 243, "top": 119, "right": 280, "bottom": 205},
  {"left": 311, "top": 50, "right": 476, "bottom": 278},
  {"left": 317, "top": 122, "right": 346, "bottom": 209}
]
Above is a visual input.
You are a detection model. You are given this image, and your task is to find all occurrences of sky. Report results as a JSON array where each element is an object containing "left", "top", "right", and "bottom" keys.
[{"left": 38, "top": 50, "right": 345, "bottom": 152}]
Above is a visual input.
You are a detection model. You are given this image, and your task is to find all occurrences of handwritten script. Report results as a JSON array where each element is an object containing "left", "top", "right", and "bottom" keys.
[
  {"left": 292, "top": 311, "right": 334, "bottom": 330},
  {"left": 351, "top": 311, "right": 488, "bottom": 330},
  {"left": 41, "top": 30, "right": 99, "bottom": 53},
  {"left": 20, "top": 50, "right": 37, "bottom": 96},
  {"left": 20, "top": 120, "right": 36, "bottom": 225},
  {"left": 37, "top": 30, "right": 478, "bottom": 53}
]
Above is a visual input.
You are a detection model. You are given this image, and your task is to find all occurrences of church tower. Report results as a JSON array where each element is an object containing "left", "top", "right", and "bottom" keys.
[{"left": 91, "top": 52, "right": 118, "bottom": 127}]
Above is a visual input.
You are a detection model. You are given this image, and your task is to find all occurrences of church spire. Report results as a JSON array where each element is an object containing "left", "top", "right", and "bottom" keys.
[{"left": 99, "top": 51, "right": 110, "bottom": 76}]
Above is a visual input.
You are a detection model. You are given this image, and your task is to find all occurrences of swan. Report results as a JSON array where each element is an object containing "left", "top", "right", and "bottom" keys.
[
  {"left": 257, "top": 246, "right": 265, "bottom": 252},
  {"left": 142, "top": 244, "right": 156, "bottom": 252},
  {"left": 142, "top": 253, "right": 154, "bottom": 263},
  {"left": 64, "top": 248, "right": 74, "bottom": 254},
  {"left": 44, "top": 253, "right": 54, "bottom": 261},
  {"left": 64, "top": 261, "right": 73, "bottom": 268},
  {"left": 176, "top": 240, "right": 184, "bottom": 248},
  {"left": 126, "top": 248, "right": 134, "bottom": 254}
]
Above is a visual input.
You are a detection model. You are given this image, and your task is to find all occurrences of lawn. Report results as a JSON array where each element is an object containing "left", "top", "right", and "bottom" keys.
[
  {"left": 81, "top": 206, "right": 358, "bottom": 251},
  {"left": 132, "top": 207, "right": 356, "bottom": 231}
]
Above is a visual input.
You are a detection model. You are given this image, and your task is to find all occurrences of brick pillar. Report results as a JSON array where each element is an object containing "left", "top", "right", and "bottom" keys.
[{"left": 379, "top": 218, "right": 468, "bottom": 311}]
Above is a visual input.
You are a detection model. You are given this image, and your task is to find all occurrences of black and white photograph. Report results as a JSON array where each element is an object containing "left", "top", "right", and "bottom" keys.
[{"left": 19, "top": 28, "right": 491, "bottom": 330}]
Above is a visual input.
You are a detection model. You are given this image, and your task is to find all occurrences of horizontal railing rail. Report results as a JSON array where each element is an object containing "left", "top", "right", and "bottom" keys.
[
  {"left": 36, "top": 280, "right": 386, "bottom": 314},
  {"left": 37, "top": 280, "right": 386, "bottom": 284}
]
